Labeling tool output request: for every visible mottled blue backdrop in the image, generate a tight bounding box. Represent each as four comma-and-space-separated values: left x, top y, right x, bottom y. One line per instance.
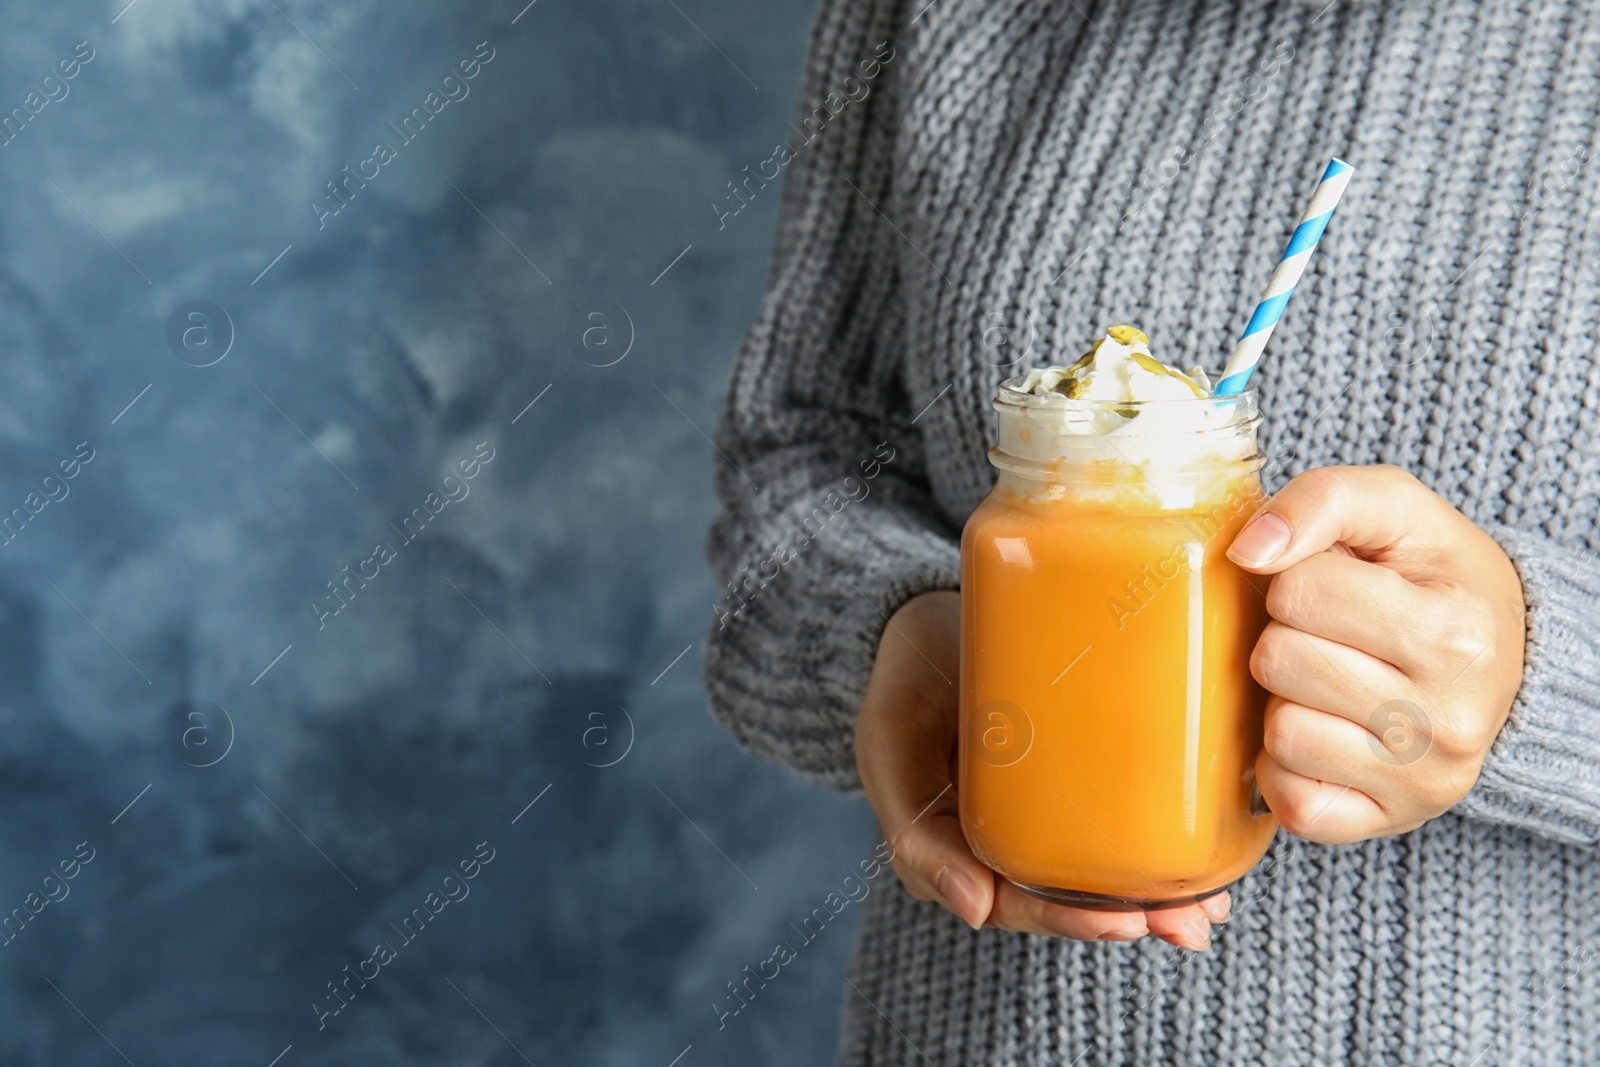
0, 1, 879, 1064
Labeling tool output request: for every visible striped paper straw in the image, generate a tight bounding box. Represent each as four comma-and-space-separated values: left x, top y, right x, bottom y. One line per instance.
1214, 158, 1354, 396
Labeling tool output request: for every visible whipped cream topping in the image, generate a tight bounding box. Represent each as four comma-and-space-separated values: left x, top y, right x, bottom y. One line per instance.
1016, 325, 1211, 404
996, 326, 1254, 507
1009, 325, 1225, 438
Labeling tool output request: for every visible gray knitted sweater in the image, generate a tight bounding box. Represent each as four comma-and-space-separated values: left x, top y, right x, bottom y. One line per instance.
703, 0, 1600, 1062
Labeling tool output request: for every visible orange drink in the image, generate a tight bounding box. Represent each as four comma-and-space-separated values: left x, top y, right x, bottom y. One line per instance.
959, 377, 1276, 908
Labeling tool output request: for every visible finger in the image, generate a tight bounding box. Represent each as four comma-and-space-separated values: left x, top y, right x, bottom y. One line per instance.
1261, 696, 1405, 803
985, 881, 1150, 941
1227, 465, 1459, 578
1251, 620, 1416, 725
1256, 749, 1386, 844
1263, 552, 1448, 673
1146, 903, 1218, 951
883, 806, 999, 931
1199, 890, 1232, 924
856, 660, 989, 927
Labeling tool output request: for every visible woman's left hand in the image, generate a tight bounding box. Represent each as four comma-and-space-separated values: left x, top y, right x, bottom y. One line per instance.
1226, 464, 1527, 845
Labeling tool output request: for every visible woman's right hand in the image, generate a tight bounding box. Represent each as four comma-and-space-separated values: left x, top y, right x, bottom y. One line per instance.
853, 589, 1227, 950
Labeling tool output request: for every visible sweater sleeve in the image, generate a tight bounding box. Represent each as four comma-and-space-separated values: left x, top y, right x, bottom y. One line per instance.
701, 0, 960, 793
1454, 525, 1600, 845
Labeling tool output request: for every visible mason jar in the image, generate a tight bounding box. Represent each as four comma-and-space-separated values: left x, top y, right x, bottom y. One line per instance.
958, 381, 1277, 909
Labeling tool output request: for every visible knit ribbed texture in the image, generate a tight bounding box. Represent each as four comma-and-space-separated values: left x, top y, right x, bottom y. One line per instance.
703, 0, 1600, 1062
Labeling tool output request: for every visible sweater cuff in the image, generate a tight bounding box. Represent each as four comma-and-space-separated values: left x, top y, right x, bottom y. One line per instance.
1455, 526, 1600, 845
810, 522, 962, 794
703, 499, 961, 794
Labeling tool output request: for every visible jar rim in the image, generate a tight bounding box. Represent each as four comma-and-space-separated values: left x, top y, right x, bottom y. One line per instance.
992, 382, 1259, 440
995, 376, 1259, 415
988, 376, 1262, 490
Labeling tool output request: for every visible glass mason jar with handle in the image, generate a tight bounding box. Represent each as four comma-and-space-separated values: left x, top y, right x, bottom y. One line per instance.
958, 380, 1276, 910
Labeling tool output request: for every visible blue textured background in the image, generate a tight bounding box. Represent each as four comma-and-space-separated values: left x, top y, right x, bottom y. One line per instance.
0, 1, 879, 1064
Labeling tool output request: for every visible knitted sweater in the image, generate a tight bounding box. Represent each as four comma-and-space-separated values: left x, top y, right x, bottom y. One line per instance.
703, 0, 1600, 1062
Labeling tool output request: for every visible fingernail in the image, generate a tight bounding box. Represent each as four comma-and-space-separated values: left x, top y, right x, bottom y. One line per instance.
1098, 929, 1146, 942
1201, 892, 1232, 923
937, 866, 984, 930
1176, 918, 1211, 951
1228, 512, 1291, 567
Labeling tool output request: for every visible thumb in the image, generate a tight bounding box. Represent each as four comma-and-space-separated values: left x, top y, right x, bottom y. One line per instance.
889, 807, 995, 930
1226, 465, 1449, 576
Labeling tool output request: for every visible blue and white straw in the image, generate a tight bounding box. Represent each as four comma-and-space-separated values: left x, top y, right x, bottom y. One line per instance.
1214, 158, 1354, 396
